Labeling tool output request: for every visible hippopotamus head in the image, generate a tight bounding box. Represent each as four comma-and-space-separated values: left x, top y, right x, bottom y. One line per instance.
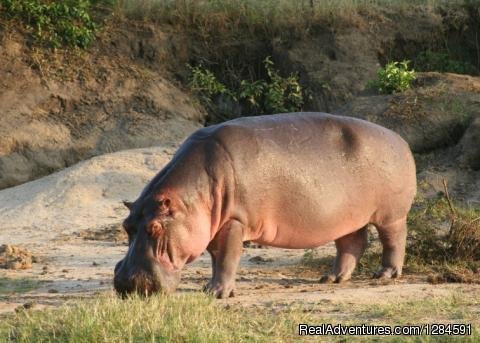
113, 189, 211, 296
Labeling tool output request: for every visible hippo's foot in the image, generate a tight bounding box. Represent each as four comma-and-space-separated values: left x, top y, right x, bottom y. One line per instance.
204, 220, 243, 299
375, 217, 407, 280
202, 280, 235, 299
319, 273, 351, 284
373, 267, 401, 279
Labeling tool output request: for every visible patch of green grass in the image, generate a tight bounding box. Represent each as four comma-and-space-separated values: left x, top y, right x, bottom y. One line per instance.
1, 292, 478, 342
353, 293, 476, 322
0, 277, 42, 296
342, 294, 480, 342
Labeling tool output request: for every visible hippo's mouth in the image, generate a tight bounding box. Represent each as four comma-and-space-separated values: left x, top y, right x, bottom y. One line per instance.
113, 257, 181, 296
114, 273, 160, 297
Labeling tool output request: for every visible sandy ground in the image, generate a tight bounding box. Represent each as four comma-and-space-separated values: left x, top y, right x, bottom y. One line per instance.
1, 147, 479, 318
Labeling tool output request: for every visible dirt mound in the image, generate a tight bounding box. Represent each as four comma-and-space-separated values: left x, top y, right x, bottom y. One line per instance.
0, 28, 205, 190
0, 245, 37, 270
0, 146, 176, 245
335, 73, 480, 155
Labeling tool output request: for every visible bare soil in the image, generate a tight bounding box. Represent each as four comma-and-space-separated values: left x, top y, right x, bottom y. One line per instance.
2, 232, 480, 318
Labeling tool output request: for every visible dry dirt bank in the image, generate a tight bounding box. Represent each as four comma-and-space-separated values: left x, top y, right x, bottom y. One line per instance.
0, 26, 205, 190
1, 3, 479, 189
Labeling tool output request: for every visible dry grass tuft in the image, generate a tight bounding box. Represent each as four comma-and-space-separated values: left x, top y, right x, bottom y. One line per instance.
448, 212, 480, 261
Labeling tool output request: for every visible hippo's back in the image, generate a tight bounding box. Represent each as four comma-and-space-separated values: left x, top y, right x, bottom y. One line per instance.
197, 113, 417, 248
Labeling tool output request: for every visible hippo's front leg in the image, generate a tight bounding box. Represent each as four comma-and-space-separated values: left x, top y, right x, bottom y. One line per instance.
203, 220, 244, 299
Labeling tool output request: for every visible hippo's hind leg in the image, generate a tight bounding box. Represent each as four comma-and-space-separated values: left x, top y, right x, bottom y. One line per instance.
202, 220, 244, 299
374, 217, 407, 279
320, 226, 368, 283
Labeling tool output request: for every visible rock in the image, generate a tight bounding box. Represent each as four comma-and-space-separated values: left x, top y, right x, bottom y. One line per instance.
249, 256, 274, 264
15, 302, 36, 312
0, 244, 35, 270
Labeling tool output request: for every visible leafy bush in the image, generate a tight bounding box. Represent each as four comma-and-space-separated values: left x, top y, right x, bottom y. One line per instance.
189, 65, 233, 100
369, 60, 417, 94
262, 57, 304, 113
415, 51, 477, 75
189, 57, 304, 115
0, 0, 97, 48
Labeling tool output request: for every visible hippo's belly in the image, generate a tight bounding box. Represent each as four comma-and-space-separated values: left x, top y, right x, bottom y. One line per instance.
253, 220, 367, 249
245, 179, 376, 249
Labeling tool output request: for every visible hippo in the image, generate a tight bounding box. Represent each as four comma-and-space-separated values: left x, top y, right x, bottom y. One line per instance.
114, 112, 416, 298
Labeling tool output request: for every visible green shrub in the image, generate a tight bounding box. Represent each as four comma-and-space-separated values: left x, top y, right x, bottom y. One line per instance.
0, 0, 97, 48
188, 65, 233, 100
415, 51, 477, 75
369, 60, 417, 94
262, 56, 304, 113
189, 57, 304, 115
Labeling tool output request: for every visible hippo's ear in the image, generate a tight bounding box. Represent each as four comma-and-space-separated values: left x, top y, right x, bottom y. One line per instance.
123, 201, 133, 211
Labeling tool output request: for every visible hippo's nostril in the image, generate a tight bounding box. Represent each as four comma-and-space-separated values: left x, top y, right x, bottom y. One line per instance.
113, 269, 136, 297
